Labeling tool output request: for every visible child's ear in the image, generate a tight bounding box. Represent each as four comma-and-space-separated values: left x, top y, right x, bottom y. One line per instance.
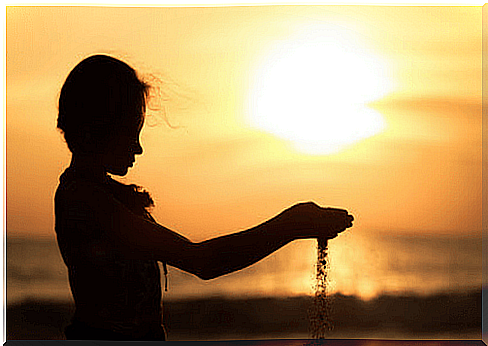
81, 127, 93, 146
79, 126, 100, 153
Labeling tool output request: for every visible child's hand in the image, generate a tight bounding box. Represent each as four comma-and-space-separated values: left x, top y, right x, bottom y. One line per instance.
276, 202, 354, 240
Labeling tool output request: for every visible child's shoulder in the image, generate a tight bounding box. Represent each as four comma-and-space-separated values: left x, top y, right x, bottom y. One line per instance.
56, 169, 111, 204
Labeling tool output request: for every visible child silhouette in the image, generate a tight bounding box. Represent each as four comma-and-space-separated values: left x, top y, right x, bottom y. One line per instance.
55, 54, 354, 341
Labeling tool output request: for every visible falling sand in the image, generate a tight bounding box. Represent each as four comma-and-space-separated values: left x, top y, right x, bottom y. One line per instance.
309, 238, 333, 339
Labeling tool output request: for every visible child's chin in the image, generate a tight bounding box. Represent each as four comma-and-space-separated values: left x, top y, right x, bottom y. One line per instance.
108, 166, 129, 177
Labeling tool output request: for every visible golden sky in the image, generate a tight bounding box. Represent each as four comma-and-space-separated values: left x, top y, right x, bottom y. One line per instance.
6, 6, 482, 298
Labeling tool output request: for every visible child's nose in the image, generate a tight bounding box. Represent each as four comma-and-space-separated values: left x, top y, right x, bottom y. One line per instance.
133, 142, 143, 155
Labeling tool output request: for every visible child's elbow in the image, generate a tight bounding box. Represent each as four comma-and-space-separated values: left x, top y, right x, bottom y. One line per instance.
182, 244, 228, 280
194, 268, 220, 281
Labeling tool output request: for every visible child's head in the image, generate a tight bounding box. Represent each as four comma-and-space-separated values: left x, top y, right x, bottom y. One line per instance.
58, 55, 149, 175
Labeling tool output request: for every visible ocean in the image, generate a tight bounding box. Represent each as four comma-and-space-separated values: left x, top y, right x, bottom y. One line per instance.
6, 235, 483, 341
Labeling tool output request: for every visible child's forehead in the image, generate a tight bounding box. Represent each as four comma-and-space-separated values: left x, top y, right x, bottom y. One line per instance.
118, 116, 144, 134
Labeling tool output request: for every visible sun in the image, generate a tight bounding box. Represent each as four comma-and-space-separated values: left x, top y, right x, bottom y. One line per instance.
247, 23, 393, 155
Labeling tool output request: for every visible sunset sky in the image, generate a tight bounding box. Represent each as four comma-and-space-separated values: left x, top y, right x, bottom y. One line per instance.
6, 6, 482, 300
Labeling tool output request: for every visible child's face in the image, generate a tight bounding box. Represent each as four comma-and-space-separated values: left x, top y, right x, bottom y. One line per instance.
102, 117, 144, 176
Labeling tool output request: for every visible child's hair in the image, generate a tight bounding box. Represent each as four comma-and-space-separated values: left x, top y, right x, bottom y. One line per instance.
58, 55, 149, 154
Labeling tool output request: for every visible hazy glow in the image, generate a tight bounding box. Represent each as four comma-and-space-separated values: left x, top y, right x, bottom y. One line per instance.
248, 24, 392, 155
6, 6, 482, 301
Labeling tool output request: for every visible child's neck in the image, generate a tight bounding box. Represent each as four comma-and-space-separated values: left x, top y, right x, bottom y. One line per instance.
69, 154, 108, 182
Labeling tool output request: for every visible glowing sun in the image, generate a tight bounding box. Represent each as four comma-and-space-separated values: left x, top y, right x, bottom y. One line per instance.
248, 24, 393, 155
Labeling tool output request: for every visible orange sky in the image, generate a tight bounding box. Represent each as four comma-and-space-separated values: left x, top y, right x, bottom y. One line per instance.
6, 6, 482, 298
